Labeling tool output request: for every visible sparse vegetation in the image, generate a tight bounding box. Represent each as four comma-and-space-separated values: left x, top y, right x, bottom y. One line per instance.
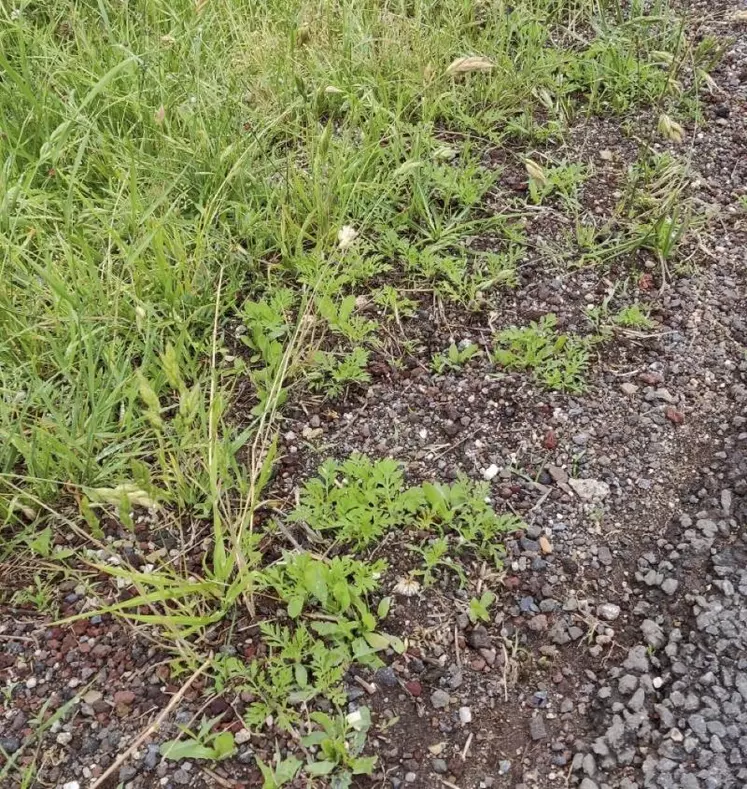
493, 314, 593, 393
0, 0, 721, 783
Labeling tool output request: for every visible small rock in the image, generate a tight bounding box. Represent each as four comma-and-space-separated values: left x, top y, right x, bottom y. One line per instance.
62, 784, 81, 789
375, 667, 399, 688
173, 768, 190, 785
660, 578, 679, 595
113, 690, 136, 706
628, 687, 646, 713
430, 689, 450, 709
530, 716, 548, 741
547, 465, 569, 484
482, 464, 499, 481
56, 731, 73, 746
621, 382, 638, 395
539, 536, 553, 555
466, 625, 491, 650
143, 743, 160, 770
405, 680, 422, 697
597, 603, 621, 621
459, 706, 472, 725
0, 736, 21, 755
641, 619, 665, 649
119, 765, 138, 782
82, 689, 103, 705
235, 728, 252, 745
528, 614, 548, 632
405, 772, 417, 783
623, 645, 650, 673
598, 546, 613, 566
569, 478, 610, 501
432, 759, 448, 774
664, 407, 684, 425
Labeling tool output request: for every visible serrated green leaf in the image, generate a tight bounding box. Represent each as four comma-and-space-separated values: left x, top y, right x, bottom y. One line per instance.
304, 562, 328, 606
363, 631, 390, 651
275, 754, 303, 783
306, 759, 337, 776
160, 739, 216, 761
294, 664, 308, 687
351, 755, 377, 775
287, 596, 304, 618
28, 526, 52, 557
212, 731, 236, 759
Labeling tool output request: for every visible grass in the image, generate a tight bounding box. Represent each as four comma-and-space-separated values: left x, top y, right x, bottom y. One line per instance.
0, 0, 719, 784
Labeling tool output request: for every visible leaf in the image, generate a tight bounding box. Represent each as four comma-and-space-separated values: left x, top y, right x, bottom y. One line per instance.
212, 731, 236, 760
160, 738, 216, 760
275, 754, 303, 784
287, 596, 304, 619
481, 590, 496, 608
159, 343, 182, 390
306, 760, 336, 776
294, 664, 308, 687
384, 632, 406, 653
363, 631, 390, 651
28, 526, 52, 557
301, 731, 328, 747
304, 562, 328, 606
351, 755, 377, 775
446, 56, 494, 75
393, 160, 423, 177
377, 597, 391, 619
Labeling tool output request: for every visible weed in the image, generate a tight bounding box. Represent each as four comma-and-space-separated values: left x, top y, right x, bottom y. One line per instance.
288, 455, 414, 549
468, 590, 497, 624
614, 303, 654, 329
525, 159, 587, 209
307, 348, 372, 398
160, 715, 236, 761
493, 314, 591, 393
372, 286, 418, 323
256, 750, 302, 789
431, 342, 481, 374
302, 707, 377, 786
410, 536, 466, 587
0, 0, 718, 781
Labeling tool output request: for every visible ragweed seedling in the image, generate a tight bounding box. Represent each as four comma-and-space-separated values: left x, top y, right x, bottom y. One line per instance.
468, 590, 496, 624
493, 314, 592, 393
431, 342, 481, 373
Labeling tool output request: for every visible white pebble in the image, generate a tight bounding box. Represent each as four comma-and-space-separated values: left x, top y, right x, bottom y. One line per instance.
482, 464, 499, 481
459, 706, 472, 724
62, 783, 80, 789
